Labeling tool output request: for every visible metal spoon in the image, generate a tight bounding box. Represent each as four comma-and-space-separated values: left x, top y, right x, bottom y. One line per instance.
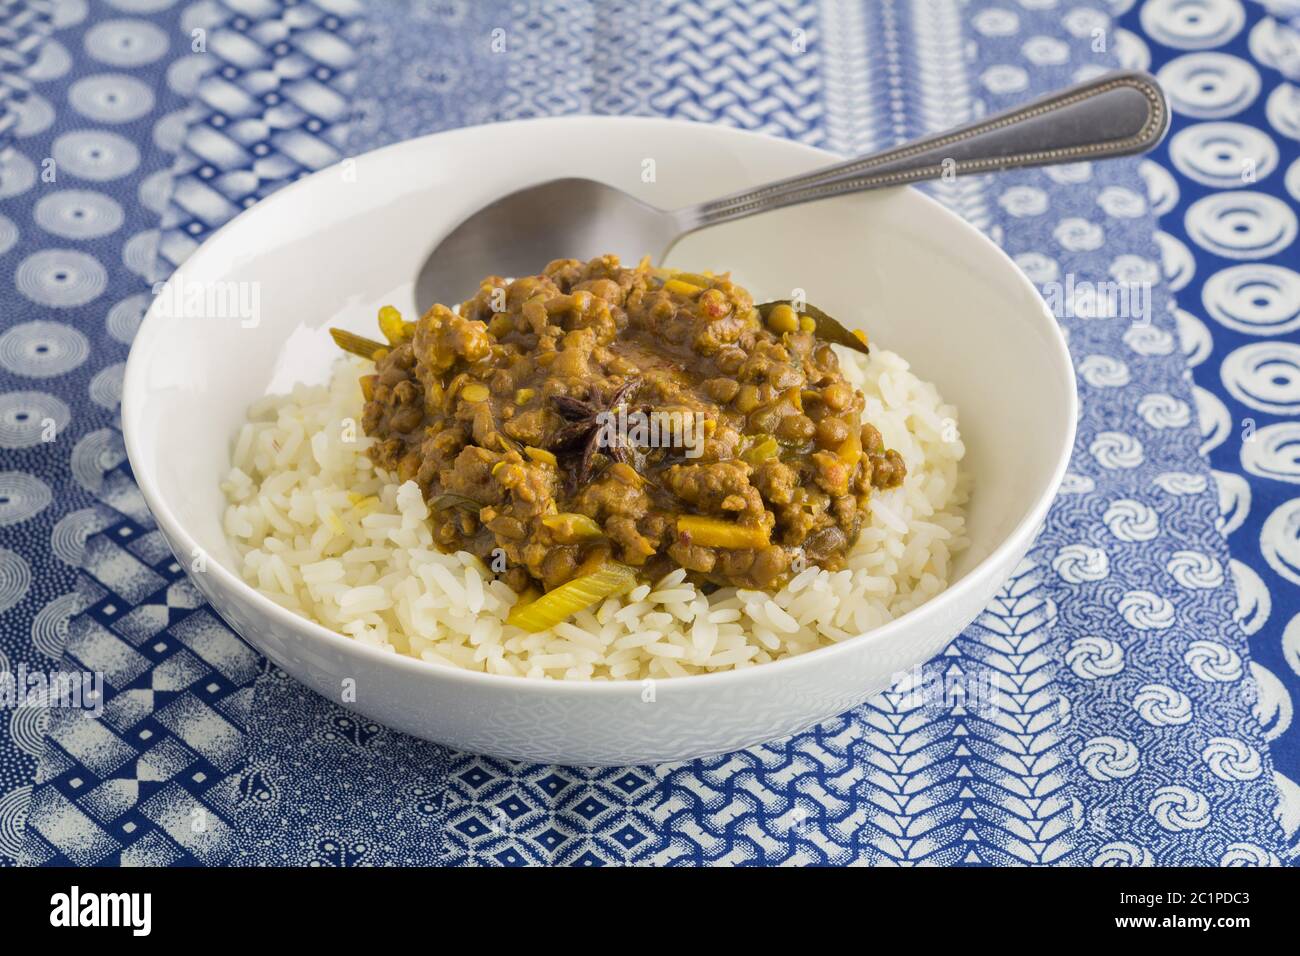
416, 70, 1168, 309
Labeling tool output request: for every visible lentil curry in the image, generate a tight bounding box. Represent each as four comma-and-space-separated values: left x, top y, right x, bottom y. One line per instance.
330, 255, 904, 629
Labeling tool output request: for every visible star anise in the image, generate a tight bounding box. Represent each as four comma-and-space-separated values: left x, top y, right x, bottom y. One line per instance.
549, 379, 640, 485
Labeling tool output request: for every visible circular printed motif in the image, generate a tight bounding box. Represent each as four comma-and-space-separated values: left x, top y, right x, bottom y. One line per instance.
1202, 264, 1300, 336
1261, 497, 1300, 586
166, 54, 211, 97
1154, 471, 1208, 495
1105, 498, 1161, 541
1184, 639, 1243, 682
0, 215, 18, 258
1168, 122, 1278, 187
89, 363, 126, 409
1022, 36, 1071, 67
1265, 83, 1300, 141
0, 549, 32, 614
1091, 431, 1145, 469
1133, 683, 1193, 724
1155, 230, 1195, 290
0, 152, 38, 199
1139, 158, 1180, 214
1080, 736, 1141, 780
1202, 737, 1262, 781
1174, 308, 1213, 366
971, 8, 1020, 36
1094, 843, 1155, 867
980, 64, 1030, 94
68, 73, 157, 123
52, 0, 89, 27
1184, 191, 1296, 259
33, 190, 125, 240
1149, 786, 1212, 832
152, 108, 190, 153
105, 0, 181, 11
1213, 468, 1251, 536
27, 38, 72, 81
0, 391, 71, 448
1054, 217, 1106, 251
1157, 52, 1261, 118
1096, 185, 1148, 218
14, 250, 108, 308
1220, 341, 1300, 414
1194, 384, 1232, 454
1120, 591, 1177, 630
51, 129, 141, 181
1079, 355, 1131, 388
1241, 422, 1300, 485
1014, 252, 1060, 284
1229, 559, 1270, 635
1124, 324, 1176, 356
1066, 635, 1125, 679
1248, 15, 1300, 74
122, 230, 160, 278
0, 472, 53, 527
0, 321, 91, 378
1113, 28, 1152, 71
1138, 392, 1192, 429
106, 293, 151, 345
1053, 544, 1111, 583
1139, 0, 1246, 50
13, 93, 55, 137
998, 185, 1049, 217
138, 169, 172, 214
83, 18, 170, 67
1166, 549, 1223, 588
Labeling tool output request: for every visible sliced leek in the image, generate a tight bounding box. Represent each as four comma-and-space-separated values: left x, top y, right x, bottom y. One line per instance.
663, 278, 704, 297
669, 271, 714, 288
741, 435, 779, 467
329, 327, 387, 361
506, 562, 637, 632
541, 512, 603, 541
676, 515, 770, 549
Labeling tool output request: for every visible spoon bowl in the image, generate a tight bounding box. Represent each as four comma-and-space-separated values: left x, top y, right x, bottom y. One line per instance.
416, 177, 680, 308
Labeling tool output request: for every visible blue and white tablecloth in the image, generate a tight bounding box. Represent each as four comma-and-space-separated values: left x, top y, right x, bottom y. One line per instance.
0, 0, 1296, 866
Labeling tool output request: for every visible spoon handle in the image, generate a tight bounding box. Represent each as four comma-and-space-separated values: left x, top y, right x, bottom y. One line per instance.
675, 70, 1169, 233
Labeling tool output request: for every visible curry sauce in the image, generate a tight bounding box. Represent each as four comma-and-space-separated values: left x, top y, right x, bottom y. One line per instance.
349, 255, 905, 595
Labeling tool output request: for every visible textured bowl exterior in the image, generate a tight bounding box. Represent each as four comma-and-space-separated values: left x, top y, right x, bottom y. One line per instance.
168, 518, 1030, 764
123, 117, 1076, 765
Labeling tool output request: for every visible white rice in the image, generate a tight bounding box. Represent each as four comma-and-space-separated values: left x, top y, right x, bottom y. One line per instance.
220, 347, 969, 680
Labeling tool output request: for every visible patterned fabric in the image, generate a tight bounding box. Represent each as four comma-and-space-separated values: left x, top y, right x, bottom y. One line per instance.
3, 0, 366, 866
0, 0, 206, 865
1112, 0, 1300, 855
0, 0, 1292, 865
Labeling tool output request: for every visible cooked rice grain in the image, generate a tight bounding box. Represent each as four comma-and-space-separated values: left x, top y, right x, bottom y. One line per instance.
221, 348, 969, 680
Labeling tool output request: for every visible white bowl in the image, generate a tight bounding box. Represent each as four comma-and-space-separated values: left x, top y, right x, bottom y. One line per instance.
122, 116, 1076, 765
